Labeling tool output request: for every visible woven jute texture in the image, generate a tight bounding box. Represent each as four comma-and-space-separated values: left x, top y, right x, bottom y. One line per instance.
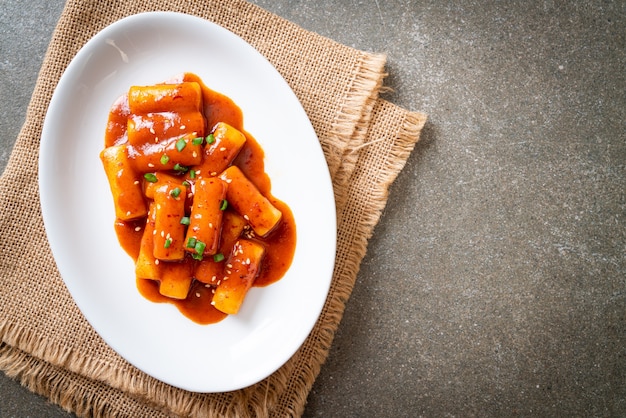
0, 0, 426, 416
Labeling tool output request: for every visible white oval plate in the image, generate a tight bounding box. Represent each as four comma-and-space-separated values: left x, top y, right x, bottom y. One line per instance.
39, 12, 336, 393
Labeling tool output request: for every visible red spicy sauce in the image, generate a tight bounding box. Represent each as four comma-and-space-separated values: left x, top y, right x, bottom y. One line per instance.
104, 73, 296, 324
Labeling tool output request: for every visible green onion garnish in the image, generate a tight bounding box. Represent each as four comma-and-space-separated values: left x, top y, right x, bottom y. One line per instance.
192, 136, 204, 145
180, 216, 190, 225
189, 169, 196, 179
220, 199, 228, 211
194, 240, 206, 255
143, 173, 157, 183
173, 163, 188, 173
164, 238, 172, 248
170, 187, 181, 198
186, 237, 197, 248
160, 154, 170, 164
176, 137, 187, 152
192, 252, 203, 261
213, 253, 224, 262
206, 133, 215, 144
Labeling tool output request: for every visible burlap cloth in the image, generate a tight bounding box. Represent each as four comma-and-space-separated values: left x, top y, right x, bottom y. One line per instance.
0, 0, 426, 416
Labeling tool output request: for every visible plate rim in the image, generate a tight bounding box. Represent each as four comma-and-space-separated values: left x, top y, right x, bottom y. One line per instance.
38, 11, 336, 392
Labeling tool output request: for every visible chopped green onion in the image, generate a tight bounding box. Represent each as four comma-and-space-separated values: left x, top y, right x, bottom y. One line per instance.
173, 163, 189, 173
192, 136, 204, 145
170, 187, 181, 198
182, 180, 191, 188
164, 238, 172, 248
206, 133, 215, 144
180, 216, 190, 225
186, 237, 197, 248
192, 252, 203, 261
160, 154, 170, 164
213, 253, 224, 262
143, 173, 158, 183
189, 169, 196, 179
194, 240, 206, 257
220, 199, 228, 211
176, 137, 187, 152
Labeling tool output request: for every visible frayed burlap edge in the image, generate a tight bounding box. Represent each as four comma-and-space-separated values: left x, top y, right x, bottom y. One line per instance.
0, 344, 175, 418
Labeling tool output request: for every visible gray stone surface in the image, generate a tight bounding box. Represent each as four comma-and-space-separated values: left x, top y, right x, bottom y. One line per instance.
1, 1, 624, 417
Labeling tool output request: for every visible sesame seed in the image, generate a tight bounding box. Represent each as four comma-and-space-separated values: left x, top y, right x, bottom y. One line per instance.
196, 170, 201, 175
211, 276, 216, 282
161, 231, 165, 237
226, 264, 233, 268
204, 284, 211, 288
134, 180, 139, 185
195, 292, 201, 297
210, 171, 217, 176
226, 179, 232, 183
246, 258, 250, 264
126, 211, 131, 216
152, 230, 156, 235
148, 163, 154, 168
134, 226, 141, 232
166, 232, 171, 239
192, 151, 198, 158
155, 259, 160, 265
209, 223, 213, 228
226, 270, 231, 275
149, 127, 155, 134
211, 289, 215, 294
210, 301, 215, 306
180, 125, 186, 130
219, 147, 226, 151
217, 280, 221, 285
194, 214, 202, 219
243, 215, 249, 220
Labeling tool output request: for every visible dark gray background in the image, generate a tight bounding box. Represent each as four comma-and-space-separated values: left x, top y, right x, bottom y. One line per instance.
1, 1, 624, 417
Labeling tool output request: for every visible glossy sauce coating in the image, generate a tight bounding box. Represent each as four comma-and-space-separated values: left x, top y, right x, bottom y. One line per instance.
105, 73, 296, 324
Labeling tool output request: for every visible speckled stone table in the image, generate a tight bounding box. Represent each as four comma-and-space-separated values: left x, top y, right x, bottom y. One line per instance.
1, 1, 624, 417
